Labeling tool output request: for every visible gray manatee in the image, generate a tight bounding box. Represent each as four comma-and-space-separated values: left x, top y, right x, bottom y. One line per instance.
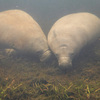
0, 9, 51, 61
48, 12, 100, 68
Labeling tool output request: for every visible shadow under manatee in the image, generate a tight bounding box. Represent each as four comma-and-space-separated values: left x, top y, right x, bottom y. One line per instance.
1, 38, 99, 75
6, 50, 41, 63
72, 38, 100, 69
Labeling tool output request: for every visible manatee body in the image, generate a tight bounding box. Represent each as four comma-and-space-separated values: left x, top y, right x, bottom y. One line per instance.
48, 12, 100, 68
0, 10, 51, 61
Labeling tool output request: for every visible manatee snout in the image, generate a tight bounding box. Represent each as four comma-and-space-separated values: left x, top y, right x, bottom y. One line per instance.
58, 57, 72, 68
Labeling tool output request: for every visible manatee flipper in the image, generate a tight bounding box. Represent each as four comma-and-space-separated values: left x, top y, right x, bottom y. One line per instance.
4, 48, 16, 56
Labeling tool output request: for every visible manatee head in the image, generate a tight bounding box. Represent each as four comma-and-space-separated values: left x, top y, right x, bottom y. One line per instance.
58, 56, 72, 68
55, 44, 74, 68
39, 49, 51, 62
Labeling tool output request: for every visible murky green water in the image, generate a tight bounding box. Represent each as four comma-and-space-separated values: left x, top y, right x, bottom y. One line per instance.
0, 0, 100, 34
0, 0, 100, 100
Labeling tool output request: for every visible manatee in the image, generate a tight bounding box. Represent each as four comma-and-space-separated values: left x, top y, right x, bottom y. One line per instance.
0, 9, 51, 61
48, 12, 100, 68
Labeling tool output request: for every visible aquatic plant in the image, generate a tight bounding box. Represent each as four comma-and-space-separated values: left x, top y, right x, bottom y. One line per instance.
0, 39, 100, 100
0, 79, 23, 100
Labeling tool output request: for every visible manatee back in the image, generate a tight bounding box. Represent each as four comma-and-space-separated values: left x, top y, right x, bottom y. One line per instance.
0, 10, 51, 61
0, 9, 46, 46
48, 12, 100, 55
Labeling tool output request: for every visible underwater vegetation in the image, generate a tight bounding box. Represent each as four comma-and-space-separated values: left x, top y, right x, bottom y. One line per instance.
0, 39, 100, 100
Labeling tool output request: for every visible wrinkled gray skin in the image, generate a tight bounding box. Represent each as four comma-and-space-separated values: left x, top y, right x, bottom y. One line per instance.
48, 12, 100, 68
0, 10, 51, 61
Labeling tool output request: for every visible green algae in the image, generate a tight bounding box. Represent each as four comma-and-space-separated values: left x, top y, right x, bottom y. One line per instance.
0, 40, 100, 100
